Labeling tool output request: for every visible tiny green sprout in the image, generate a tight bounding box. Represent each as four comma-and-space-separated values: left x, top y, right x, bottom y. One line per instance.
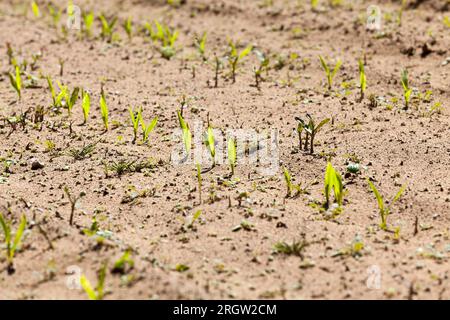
444, 16, 450, 28
80, 262, 107, 300
81, 90, 90, 125
64, 186, 86, 226
112, 250, 134, 274
0, 213, 27, 274
367, 179, 406, 231
123, 17, 133, 40
254, 49, 270, 90
83, 12, 95, 37
195, 32, 207, 61
187, 210, 202, 229
8, 65, 22, 100
177, 110, 192, 156
140, 115, 158, 143
67, 87, 80, 116
100, 90, 109, 131
401, 69, 412, 109
99, 14, 117, 42
295, 115, 330, 154
324, 162, 344, 210
311, 0, 319, 11
147, 21, 179, 59
228, 40, 253, 83
205, 124, 216, 167
283, 167, 294, 197
228, 137, 237, 176
319, 55, 342, 90
31, 1, 40, 18
196, 163, 202, 204
48, 4, 62, 28
358, 59, 367, 101
129, 107, 142, 144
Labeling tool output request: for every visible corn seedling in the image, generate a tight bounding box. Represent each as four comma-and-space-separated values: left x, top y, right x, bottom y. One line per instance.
112, 250, 134, 274
401, 69, 412, 109
0, 213, 27, 273
63, 186, 86, 225
228, 40, 253, 83
295, 115, 330, 154
100, 90, 109, 131
177, 110, 192, 156
146, 21, 179, 59
81, 90, 90, 124
48, 4, 62, 28
319, 55, 342, 90
367, 179, 405, 231
204, 123, 216, 167
283, 167, 308, 198
140, 115, 158, 143
80, 262, 107, 300
31, 1, 40, 18
228, 137, 237, 176
195, 32, 207, 61
9, 66, 22, 100
129, 107, 142, 144
124, 17, 133, 40
67, 87, 79, 116
83, 12, 95, 37
99, 14, 117, 42
254, 49, 270, 90
444, 16, 450, 28
196, 163, 202, 204
324, 162, 343, 210
311, 0, 319, 11
358, 59, 366, 101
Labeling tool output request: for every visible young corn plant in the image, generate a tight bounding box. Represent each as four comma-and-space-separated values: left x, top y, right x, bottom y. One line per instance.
129, 107, 142, 144
401, 69, 412, 109
177, 110, 192, 157
228, 137, 237, 176
254, 50, 270, 90
358, 59, 367, 101
146, 21, 179, 59
83, 12, 95, 38
9, 66, 22, 100
0, 213, 27, 274
81, 90, 91, 125
48, 4, 62, 29
67, 87, 80, 116
205, 123, 216, 167
367, 179, 405, 231
283, 167, 308, 198
228, 40, 253, 83
140, 115, 158, 143
195, 32, 207, 61
80, 263, 107, 300
324, 162, 344, 211
100, 90, 109, 131
99, 14, 117, 42
123, 17, 133, 40
319, 55, 342, 90
31, 1, 40, 18
295, 115, 330, 154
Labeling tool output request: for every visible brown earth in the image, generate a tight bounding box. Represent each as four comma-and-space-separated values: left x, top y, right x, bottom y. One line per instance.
0, 0, 449, 300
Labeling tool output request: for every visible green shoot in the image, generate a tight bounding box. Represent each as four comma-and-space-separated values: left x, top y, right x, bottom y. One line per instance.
83, 12, 95, 37
48, 4, 62, 28
31, 1, 40, 18
0, 213, 27, 274
367, 179, 406, 231
99, 14, 117, 42
319, 55, 342, 90
228, 40, 253, 83
228, 137, 237, 176
283, 167, 308, 198
112, 250, 134, 274
196, 163, 202, 204
358, 59, 367, 100
80, 262, 107, 300
205, 124, 216, 167
254, 50, 270, 90
401, 69, 412, 109
8, 66, 22, 100
67, 87, 80, 116
123, 17, 133, 40
311, 0, 319, 11
140, 115, 158, 143
195, 32, 207, 60
100, 90, 109, 131
324, 162, 344, 210
295, 115, 330, 154
47, 76, 56, 106
444, 16, 450, 28
146, 21, 179, 59
177, 110, 192, 156
129, 107, 142, 144
81, 90, 91, 125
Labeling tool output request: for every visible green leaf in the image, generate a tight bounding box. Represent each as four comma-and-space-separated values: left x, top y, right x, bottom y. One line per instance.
177, 111, 191, 154
11, 214, 26, 258
206, 126, 215, 160
0, 213, 11, 246
239, 45, 253, 60
319, 55, 329, 74
100, 91, 109, 130
391, 184, 406, 205
82, 91, 91, 123
367, 179, 384, 212
80, 275, 97, 300
31, 1, 40, 18
315, 118, 330, 133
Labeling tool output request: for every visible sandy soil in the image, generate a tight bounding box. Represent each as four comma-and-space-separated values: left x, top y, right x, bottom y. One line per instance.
0, 0, 449, 300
